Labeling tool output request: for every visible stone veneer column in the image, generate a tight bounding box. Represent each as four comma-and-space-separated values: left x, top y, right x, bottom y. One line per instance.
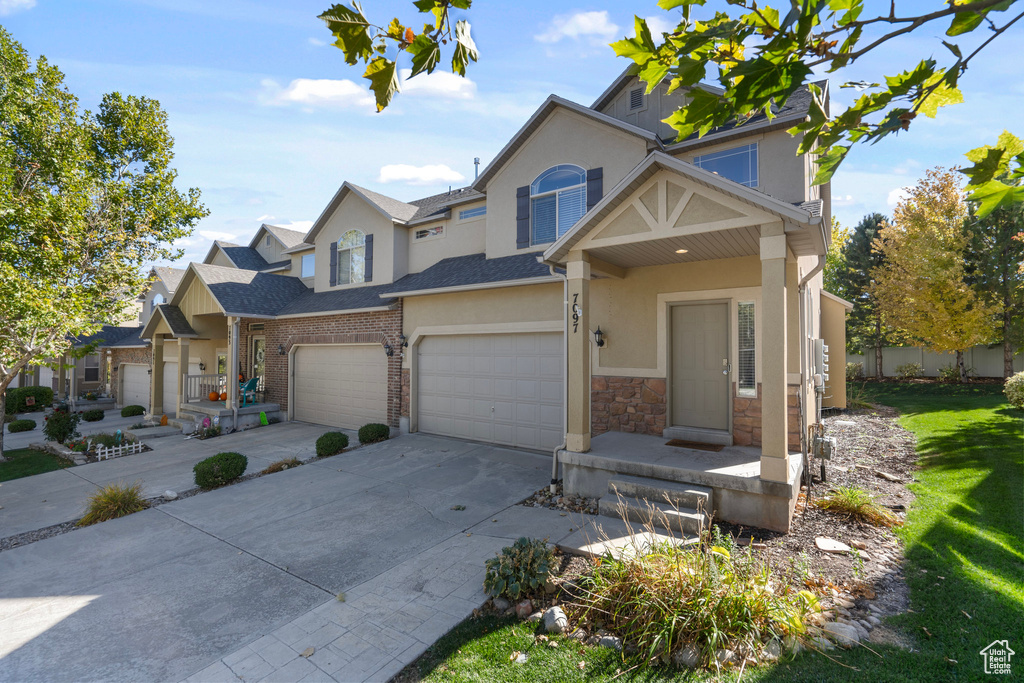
566, 252, 591, 453
760, 222, 789, 483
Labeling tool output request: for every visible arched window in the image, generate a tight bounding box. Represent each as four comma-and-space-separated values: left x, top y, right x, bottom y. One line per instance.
151, 293, 165, 313
531, 164, 587, 245
337, 229, 366, 285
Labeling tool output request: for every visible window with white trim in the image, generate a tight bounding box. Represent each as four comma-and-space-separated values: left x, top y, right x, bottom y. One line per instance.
337, 230, 365, 285
737, 302, 756, 396
458, 206, 486, 220
151, 293, 164, 313
414, 225, 444, 240
301, 253, 314, 278
84, 354, 100, 383
694, 143, 758, 188
531, 164, 587, 246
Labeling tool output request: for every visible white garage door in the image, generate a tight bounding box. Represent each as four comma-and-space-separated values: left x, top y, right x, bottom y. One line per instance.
292, 345, 388, 429
417, 333, 563, 451
120, 364, 150, 411
162, 361, 201, 414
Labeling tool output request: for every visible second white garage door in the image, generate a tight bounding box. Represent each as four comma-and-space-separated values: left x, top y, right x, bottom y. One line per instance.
417, 333, 563, 451
292, 345, 388, 429
120, 364, 150, 411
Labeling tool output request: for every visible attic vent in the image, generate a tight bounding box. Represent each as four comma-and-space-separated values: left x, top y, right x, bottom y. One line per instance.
629, 87, 645, 111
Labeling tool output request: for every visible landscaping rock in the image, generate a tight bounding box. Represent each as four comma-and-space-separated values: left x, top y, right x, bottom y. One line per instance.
715, 649, 738, 666
764, 640, 782, 662
809, 635, 835, 651
823, 621, 862, 648
492, 597, 510, 611
673, 644, 701, 669
568, 628, 587, 641
542, 606, 568, 634
515, 600, 533, 619
162, 490, 178, 501
598, 635, 622, 651
816, 537, 852, 554
867, 615, 881, 627
850, 539, 869, 550
527, 611, 543, 623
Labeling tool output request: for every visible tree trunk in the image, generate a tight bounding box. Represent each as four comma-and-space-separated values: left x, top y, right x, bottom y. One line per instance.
0, 387, 7, 462
873, 316, 884, 378
1004, 298, 1014, 379
956, 350, 968, 383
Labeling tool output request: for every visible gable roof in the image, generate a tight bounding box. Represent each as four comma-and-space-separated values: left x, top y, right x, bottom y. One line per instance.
276, 282, 399, 317
140, 304, 198, 339
471, 95, 662, 191
304, 181, 419, 243
184, 263, 311, 317
73, 325, 145, 349
407, 187, 485, 224
384, 252, 556, 298
249, 223, 308, 251
152, 266, 186, 293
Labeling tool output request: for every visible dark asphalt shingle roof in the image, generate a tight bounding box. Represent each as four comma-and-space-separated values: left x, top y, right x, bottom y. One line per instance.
796, 199, 823, 218
388, 252, 553, 294
216, 243, 271, 271
73, 325, 144, 348
407, 187, 485, 222
263, 259, 291, 271
277, 282, 399, 316
192, 263, 311, 317
152, 266, 186, 293
156, 305, 197, 337
108, 326, 149, 347
262, 224, 307, 250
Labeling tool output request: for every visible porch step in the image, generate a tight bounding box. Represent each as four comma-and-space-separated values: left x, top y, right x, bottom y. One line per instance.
606, 475, 712, 512
168, 415, 196, 432
598, 494, 708, 536
662, 426, 733, 446
126, 426, 182, 441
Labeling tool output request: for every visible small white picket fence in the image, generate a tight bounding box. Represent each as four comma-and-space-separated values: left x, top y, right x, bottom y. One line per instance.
94, 441, 147, 461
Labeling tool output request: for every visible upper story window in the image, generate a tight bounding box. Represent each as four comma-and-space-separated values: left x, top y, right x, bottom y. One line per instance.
415, 225, 444, 240
458, 206, 486, 220
301, 253, 314, 278
151, 293, 165, 313
337, 230, 365, 285
693, 143, 758, 188
266, 235, 271, 246
531, 164, 587, 246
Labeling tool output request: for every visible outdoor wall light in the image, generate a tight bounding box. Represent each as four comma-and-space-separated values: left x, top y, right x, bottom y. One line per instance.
199, 362, 206, 371
675, 248, 689, 254
383, 342, 394, 357
594, 326, 606, 348
278, 344, 286, 355
399, 333, 409, 348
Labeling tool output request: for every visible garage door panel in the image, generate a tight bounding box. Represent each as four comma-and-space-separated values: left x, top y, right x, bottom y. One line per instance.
418, 333, 563, 451
121, 365, 150, 410
293, 345, 387, 430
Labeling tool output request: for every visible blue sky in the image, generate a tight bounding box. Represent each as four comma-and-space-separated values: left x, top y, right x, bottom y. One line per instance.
3, 0, 1022, 266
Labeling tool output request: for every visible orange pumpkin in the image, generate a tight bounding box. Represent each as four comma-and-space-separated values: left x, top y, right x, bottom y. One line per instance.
208, 391, 219, 402
219, 391, 228, 401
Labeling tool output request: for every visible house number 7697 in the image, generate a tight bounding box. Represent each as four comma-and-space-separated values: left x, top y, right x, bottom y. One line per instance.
571, 293, 581, 333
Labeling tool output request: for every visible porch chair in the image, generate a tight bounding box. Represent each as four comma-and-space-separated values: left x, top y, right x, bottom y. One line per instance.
239, 377, 259, 407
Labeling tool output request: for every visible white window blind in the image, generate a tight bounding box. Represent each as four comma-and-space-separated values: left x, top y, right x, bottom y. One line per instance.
531, 194, 557, 244
738, 302, 756, 396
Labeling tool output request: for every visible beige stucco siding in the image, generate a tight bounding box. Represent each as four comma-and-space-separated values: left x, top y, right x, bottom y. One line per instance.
597, 76, 689, 141
313, 192, 396, 291
821, 291, 848, 409
289, 247, 315, 288
406, 216, 486, 274
485, 107, 648, 259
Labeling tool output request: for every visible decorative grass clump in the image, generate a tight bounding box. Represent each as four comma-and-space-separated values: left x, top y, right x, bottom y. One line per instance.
569, 527, 822, 668
816, 485, 902, 528
193, 452, 247, 489
77, 482, 148, 526
121, 405, 146, 418
7, 418, 36, 433
262, 457, 302, 474
484, 537, 556, 601
82, 408, 104, 422
316, 431, 349, 457
358, 423, 389, 444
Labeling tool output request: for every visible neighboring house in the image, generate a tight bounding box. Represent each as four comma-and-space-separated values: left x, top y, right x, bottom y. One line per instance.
138, 69, 849, 532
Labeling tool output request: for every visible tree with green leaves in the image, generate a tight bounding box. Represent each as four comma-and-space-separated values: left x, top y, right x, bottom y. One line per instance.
823, 217, 849, 299
841, 213, 901, 377
320, 0, 1023, 217
964, 185, 1024, 377
872, 169, 995, 382
0, 27, 207, 458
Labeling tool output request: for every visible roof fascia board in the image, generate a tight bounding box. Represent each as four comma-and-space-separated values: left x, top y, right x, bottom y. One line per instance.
383, 275, 561, 299
282, 244, 314, 255
305, 182, 404, 244
821, 289, 854, 309
246, 225, 270, 250
275, 305, 395, 320
223, 312, 276, 319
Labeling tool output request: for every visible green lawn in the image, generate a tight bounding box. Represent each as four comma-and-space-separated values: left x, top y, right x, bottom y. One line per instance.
0, 447, 75, 482
401, 382, 1023, 682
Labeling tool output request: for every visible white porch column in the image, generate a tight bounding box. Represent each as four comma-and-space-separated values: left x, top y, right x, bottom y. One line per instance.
176, 337, 190, 419
151, 334, 165, 415
69, 357, 78, 406
227, 316, 239, 410
760, 222, 789, 482
566, 252, 591, 453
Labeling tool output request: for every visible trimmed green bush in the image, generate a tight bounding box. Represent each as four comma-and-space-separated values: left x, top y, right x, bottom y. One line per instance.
484, 537, 556, 601
1005, 371, 1024, 409
193, 452, 247, 489
82, 408, 105, 422
8, 419, 36, 433
121, 405, 146, 417
358, 423, 390, 444
43, 408, 81, 443
894, 362, 923, 379
4, 385, 53, 413
316, 431, 349, 457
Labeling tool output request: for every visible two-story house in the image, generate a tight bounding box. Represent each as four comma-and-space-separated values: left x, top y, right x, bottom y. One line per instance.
139, 69, 851, 531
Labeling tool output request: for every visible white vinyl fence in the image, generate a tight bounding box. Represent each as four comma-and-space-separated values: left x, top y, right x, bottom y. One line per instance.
847, 345, 1022, 378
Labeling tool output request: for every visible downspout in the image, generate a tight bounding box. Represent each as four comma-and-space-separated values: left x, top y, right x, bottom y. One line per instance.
548, 262, 568, 495
229, 316, 239, 431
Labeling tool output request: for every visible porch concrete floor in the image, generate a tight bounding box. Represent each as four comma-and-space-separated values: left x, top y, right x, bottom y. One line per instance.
182, 400, 280, 417
586, 431, 762, 479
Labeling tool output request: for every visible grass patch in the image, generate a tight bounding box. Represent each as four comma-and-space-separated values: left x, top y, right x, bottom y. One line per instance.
0, 448, 74, 482
815, 485, 902, 528
262, 457, 302, 474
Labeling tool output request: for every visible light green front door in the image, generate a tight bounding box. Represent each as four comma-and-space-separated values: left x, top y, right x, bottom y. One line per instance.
671, 303, 730, 431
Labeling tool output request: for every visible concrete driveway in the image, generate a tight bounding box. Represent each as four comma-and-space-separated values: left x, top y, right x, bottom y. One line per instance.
0, 427, 571, 682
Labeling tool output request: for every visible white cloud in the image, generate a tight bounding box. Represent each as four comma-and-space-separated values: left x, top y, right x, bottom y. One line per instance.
0, 0, 35, 16
260, 78, 375, 110
199, 230, 239, 242
377, 164, 466, 186
399, 69, 477, 100
535, 11, 619, 44
274, 220, 313, 233
887, 187, 911, 206
255, 214, 275, 222
644, 15, 675, 37
307, 37, 326, 47
833, 194, 856, 206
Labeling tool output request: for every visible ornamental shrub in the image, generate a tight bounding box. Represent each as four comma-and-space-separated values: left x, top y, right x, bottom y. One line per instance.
262, 457, 302, 474
316, 431, 349, 457
8, 419, 36, 433
43, 407, 81, 443
193, 452, 247, 489
894, 362, 923, 379
845, 362, 864, 381
82, 408, 105, 422
17, 386, 53, 412
358, 423, 389, 444
484, 537, 556, 601
1005, 371, 1024, 409
121, 405, 146, 417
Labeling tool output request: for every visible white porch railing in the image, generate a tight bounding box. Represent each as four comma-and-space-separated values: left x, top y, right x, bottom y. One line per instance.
185, 373, 227, 402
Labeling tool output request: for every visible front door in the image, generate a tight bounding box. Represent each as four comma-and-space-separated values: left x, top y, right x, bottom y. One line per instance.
671, 303, 730, 430
250, 336, 266, 391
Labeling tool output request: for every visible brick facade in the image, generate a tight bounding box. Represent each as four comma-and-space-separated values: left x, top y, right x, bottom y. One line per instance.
732, 383, 802, 450
591, 376, 667, 436
108, 346, 152, 403
238, 303, 404, 427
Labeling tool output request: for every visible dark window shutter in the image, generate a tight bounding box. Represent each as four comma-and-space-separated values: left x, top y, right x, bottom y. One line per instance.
516, 185, 530, 249
586, 167, 603, 211
329, 242, 338, 286
364, 234, 373, 282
